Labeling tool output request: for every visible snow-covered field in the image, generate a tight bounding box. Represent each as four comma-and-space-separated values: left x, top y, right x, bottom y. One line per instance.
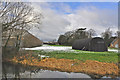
24, 45, 118, 53
108, 49, 119, 53
24, 45, 72, 51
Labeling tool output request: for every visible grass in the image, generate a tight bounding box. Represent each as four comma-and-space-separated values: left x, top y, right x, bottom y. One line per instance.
33, 49, 119, 63
4, 44, 119, 64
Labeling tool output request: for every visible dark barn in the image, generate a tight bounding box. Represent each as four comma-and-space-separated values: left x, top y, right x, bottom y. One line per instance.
72, 37, 108, 52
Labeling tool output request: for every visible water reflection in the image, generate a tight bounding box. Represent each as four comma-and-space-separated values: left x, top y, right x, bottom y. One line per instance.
2, 62, 91, 79
2, 62, 119, 79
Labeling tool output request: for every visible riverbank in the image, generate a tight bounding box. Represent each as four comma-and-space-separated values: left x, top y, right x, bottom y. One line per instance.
2, 44, 120, 79
6, 51, 118, 78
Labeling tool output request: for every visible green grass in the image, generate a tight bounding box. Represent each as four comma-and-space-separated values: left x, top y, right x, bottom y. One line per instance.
33, 50, 119, 63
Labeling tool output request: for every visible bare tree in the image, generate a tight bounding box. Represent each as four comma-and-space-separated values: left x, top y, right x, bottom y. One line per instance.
58, 28, 89, 46
87, 29, 96, 38
0, 2, 43, 50
115, 31, 120, 38
101, 28, 112, 46
101, 28, 112, 39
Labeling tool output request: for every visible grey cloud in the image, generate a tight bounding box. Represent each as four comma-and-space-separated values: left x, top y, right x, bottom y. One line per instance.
65, 6, 117, 34
30, 3, 70, 41
29, 3, 117, 41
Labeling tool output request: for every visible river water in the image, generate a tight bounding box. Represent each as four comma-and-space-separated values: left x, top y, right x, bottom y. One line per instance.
2, 62, 120, 79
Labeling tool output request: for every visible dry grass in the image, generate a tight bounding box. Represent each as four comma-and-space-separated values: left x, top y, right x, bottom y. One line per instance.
11, 53, 119, 78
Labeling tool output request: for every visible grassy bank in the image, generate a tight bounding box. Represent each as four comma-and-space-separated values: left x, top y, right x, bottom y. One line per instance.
3, 49, 119, 78
12, 56, 119, 78
34, 50, 119, 63
3, 47, 119, 63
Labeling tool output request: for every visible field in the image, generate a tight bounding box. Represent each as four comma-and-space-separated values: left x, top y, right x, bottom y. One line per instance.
24, 45, 119, 63
8, 45, 119, 78
34, 50, 119, 63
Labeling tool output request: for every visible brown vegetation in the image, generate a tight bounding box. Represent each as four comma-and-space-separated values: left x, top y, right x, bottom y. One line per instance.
11, 53, 119, 78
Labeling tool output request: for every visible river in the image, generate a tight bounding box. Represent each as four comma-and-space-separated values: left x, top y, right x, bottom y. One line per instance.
2, 62, 119, 79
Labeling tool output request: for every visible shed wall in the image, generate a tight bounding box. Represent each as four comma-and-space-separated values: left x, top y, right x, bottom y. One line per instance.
72, 37, 108, 52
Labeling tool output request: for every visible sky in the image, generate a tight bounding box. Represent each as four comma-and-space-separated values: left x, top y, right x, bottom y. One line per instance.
29, 2, 118, 41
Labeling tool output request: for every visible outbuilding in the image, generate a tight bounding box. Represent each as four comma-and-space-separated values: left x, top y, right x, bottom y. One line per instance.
2, 29, 43, 48
110, 38, 120, 48
72, 37, 108, 52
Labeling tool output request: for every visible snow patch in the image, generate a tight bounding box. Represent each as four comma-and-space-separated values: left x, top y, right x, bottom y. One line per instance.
108, 49, 118, 53
24, 45, 118, 53
24, 45, 72, 51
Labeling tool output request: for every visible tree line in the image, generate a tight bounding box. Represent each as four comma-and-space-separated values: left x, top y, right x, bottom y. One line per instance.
58, 27, 118, 46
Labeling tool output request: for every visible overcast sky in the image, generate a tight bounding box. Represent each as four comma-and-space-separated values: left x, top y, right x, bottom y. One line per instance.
29, 2, 118, 41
